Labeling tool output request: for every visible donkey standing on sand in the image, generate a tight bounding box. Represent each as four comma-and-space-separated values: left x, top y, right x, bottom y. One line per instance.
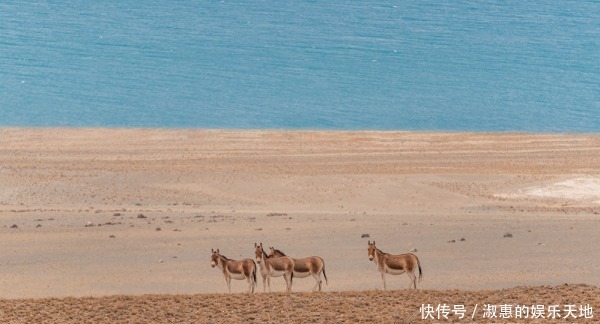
269, 247, 328, 292
210, 248, 257, 293
254, 243, 295, 292
367, 241, 423, 290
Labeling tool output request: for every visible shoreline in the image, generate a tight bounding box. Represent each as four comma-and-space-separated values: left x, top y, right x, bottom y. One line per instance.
3, 125, 600, 135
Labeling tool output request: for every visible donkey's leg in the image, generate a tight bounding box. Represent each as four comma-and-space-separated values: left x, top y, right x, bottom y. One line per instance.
317, 270, 323, 291
261, 274, 267, 292
247, 276, 252, 294
267, 275, 272, 293
311, 273, 322, 292
249, 273, 257, 294
381, 272, 387, 290
226, 276, 232, 293
285, 272, 293, 292
407, 271, 417, 289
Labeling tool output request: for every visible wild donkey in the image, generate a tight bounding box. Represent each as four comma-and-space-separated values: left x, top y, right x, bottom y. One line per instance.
210, 248, 257, 293
254, 243, 295, 292
269, 247, 328, 291
367, 241, 423, 290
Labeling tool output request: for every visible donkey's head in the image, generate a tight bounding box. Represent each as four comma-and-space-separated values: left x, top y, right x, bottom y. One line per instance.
254, 243, 265, 263
367, 241, 377, 261
210, 248, 220, 268
269, 247, 286, 257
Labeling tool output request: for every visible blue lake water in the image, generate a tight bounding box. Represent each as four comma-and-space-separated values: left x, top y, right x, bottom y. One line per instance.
1, 1, 598, 131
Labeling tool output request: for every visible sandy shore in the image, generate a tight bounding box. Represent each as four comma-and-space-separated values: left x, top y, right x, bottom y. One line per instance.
1, 128, 599, 302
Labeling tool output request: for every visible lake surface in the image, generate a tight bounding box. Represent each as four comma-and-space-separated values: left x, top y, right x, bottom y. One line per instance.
1, 1, 598, 131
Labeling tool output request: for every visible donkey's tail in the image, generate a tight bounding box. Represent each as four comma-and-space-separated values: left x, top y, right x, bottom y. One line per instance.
322, 261, 328, 285
252, 261, 258, 286
416, 255, 423, 282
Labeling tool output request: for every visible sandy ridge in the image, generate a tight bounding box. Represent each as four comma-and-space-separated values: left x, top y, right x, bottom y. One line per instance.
0, 285, 598, 323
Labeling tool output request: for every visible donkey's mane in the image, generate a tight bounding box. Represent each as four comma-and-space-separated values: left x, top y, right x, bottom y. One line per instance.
272, 248, 287, 256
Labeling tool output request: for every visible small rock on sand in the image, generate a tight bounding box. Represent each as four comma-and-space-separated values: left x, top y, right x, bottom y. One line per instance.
503, 232, 513, 238
361, 233, 370, 238
10, 224, 18, 229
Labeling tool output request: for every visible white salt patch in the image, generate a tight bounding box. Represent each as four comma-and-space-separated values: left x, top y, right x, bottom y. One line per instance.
523, 178, 600, 200
496, 177, 600, 201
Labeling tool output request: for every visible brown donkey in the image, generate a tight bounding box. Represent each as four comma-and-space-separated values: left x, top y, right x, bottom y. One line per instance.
367, 241, 423, 290
254, 243, 295, 292
269, 247, 328, 292
211, 248, 257, 293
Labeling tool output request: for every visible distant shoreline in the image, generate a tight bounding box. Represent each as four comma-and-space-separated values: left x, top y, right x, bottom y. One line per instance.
1, 126, 598, 135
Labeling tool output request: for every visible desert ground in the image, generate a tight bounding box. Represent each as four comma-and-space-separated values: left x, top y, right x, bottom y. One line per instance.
0, 128, 599, 322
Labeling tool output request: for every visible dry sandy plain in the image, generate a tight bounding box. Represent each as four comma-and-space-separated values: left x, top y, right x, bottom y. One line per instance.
0, 128, 599, 322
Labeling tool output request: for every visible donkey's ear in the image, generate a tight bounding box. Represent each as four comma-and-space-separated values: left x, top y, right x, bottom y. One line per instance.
373, 241, 376, 245
260, 242, 263, 248
368, 240, 371, 245
217, 249, 220, 253
254, 243, 257, 247
211, 248, 214, 253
